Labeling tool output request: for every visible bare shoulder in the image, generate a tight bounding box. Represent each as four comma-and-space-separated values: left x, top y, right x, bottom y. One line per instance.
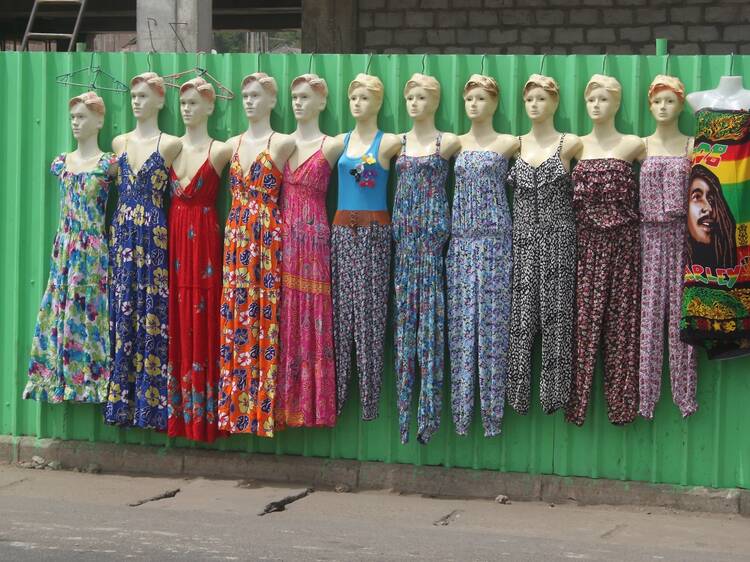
380, 133, 402, 158
112, 134, 127, 153
687, 135, 695, 153
209, 139, 231, 171
439, 132, 461, 158
561, 133, 582, 159
322, 134, 345, 163
496, 133, 520, 155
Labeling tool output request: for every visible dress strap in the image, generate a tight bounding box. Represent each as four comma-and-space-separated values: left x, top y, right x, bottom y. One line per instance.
234, 132, 244, 157
207, 139, 214, 159
401, 133, 407, 155
517, 135, 522, 156
266, 131, 275, 151
343, 131, 352, 151
435, 132, 443, 154
684, 136, 691, 157
557, 133, 566, 154
124, 134, 129, 154
319, 135, 327, 150
156, 132, 163, 152
644, 136, 649, 157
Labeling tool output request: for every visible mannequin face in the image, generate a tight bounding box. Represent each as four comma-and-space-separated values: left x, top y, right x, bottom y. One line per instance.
464, 87, 497, 121
405, 86, 439, 119
524, 86, 559, 121
688, 177, 716, 245
131, 81, 164, 121
585, 86, 620, 122
292, 81, 326, 122
180, 88, 214, 127
70, 102, 103, 140
242, 81, 276, 121
349, 86, 380, 120
649, 89, 683, 124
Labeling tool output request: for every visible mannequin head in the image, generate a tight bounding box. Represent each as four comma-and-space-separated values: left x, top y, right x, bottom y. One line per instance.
523, 74, 560, 122
584, 74, 622, 123
347, 73, 384, 120
179, 77, 215, 127
68, 91, 105, 140
240, 72, 278, 121
130, 72, 165, 121
648, 75, 686, 124
291, 73, 328, 123
404, 73, 440, 120
463, 74, 499, 122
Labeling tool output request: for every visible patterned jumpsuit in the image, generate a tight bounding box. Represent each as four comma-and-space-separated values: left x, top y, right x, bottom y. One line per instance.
446, 150, 511, 437
638, 143, 698, 419
393, 133, 450, 444
565, 158, 641, 427
506, 135, 576, 415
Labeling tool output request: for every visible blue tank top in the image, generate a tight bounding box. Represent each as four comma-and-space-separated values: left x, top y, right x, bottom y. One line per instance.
336, 130, 389, 211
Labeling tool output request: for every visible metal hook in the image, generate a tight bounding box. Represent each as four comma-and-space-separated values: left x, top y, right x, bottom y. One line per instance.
146, 51, 153, 72
480, 54, 486, 75
365, 52, 373, 74
664, 53, 671, 75
730, 52, 735, 76
308, 51, 315, 74
601, 53, 608, 75
539, 53, 547, 75
257, 51, 262, 72
421, 53, 427, 74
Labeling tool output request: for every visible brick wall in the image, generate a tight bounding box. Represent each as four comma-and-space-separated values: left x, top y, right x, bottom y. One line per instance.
358, 0, 750, 55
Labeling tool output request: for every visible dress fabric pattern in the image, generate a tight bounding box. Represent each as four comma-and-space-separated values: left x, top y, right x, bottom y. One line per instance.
446, 150, 511, 437
506, 136, 576, 416
638, 152, 698, 419
106, 137, 170, 429
25, 153, 117, 403
277, 143, 336, 429
167, 151, 223, 442
565, 158, 641, 427
393, 134, 450, 444
218, 134, 283, 437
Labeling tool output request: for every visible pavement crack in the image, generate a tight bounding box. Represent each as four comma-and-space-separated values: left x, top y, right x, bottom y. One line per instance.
599, 523, 626, 539
128, 488, 181, 507
433, 509, 463, 526
258, 487, 314, 516
0, 478, 28, 490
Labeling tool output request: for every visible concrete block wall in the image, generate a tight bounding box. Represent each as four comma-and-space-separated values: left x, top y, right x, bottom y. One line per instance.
358, 0, 750, 55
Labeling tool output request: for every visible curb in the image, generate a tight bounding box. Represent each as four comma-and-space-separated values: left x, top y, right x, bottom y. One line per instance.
2, 435, 747, 516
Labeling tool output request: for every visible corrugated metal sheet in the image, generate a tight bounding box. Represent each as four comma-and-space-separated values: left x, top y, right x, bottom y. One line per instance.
1, 51, 749, 489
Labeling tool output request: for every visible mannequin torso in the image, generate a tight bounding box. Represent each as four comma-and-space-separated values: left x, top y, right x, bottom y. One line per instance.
113, 129, 182, 171
687, 76, 750, 112
227, 128, 295, 172
576, 129, 644, 163
520, 130, 581, 171
459, 130, 517, 157
335, 125, 400, 169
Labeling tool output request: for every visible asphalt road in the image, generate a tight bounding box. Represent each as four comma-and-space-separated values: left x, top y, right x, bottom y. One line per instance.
0, 463, 748, 561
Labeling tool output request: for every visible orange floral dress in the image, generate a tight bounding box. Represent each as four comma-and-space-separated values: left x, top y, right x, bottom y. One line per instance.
217, 134, 283, 437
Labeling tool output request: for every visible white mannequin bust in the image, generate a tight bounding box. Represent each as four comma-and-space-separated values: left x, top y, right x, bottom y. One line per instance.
171, 77, 231, 189
575, 74, 644, 162
686, 75, 750, 113
226, 72, 295, 172
287, 73, 344, 171
458, 74, 518, 157
334, 73, 400, 168
518, 74, 581, 170
640, 74, 693, 160
112, 72, 182, 170
65, 91, 113, 175
401, 73, 461, 159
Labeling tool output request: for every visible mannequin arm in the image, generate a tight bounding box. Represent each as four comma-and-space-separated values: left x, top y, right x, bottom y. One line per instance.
379, 133, 402, 167
112, 134, 127, 155
210, 140, 232, 174
322, 134, 345, 168
560, 134, 582, 171
159, 134, 183, 168
269, 133, 296, 168
439, 132, 461, 159
497, 134, 521, 159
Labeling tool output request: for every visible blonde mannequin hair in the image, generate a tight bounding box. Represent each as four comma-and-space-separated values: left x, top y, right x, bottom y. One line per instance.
404, 73, 440, 101
179, 77, 216, 102
523, 74, 560, 98
648, 74, 686, 102
68, 91, 106, 116
130, 72, 165, 97
241, 72, 278, 96
463, 74, 499, 98
584, 74, 622, 102
347, 73, 384, 103
291, 73, 329, 97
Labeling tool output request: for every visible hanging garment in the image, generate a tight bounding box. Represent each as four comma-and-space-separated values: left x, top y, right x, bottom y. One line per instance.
638, 142, 698, 419
393, 133, 450, 444
332, 130, 391, 421
446, 150, 511, 437
217, 133, 283, 437
681, 109, 750, 359
25, 152, 117, 403
167, 142, 223, 442
277, 137, 336, 429
106, 134, 170, 429
565, 158, 640, 427
506, 135, 576, 415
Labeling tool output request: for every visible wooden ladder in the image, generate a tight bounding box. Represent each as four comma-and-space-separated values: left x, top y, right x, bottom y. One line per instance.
21, 0, 88, 52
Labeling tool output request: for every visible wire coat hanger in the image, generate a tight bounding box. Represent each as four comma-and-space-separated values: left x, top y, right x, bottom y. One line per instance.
55, 52, 128, 93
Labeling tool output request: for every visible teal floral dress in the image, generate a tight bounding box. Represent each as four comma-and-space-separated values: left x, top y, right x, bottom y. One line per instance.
25, 152, 117, 403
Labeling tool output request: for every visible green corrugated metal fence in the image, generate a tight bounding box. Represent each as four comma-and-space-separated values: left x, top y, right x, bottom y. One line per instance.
1, 51, 749, 489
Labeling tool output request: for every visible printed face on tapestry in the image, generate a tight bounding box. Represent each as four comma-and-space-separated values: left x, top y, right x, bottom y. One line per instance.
464, 86, 497, 121
649, 89, 683, 124
405, 86, 439, 120
180, 88, 214, 127
242, 80, 276, 121
70, 102, 103, 140
524, 86, 558, 122
292, 81, 326, 122
130, 81, 164, 121
349, 86, 381, 120
585, 87, 619, 122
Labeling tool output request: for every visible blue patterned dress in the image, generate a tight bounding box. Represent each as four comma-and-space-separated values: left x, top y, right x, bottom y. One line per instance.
446, 150, 511, 437
105, 135, 170, 429
393, 133, 450, 444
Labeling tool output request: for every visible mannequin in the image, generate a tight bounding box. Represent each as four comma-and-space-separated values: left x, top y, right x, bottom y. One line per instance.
25, 92, 117, 403
277, 73, 339, 429
332, 73, 399, 422
218, 72, 293, 437
393, 73, 457, 444
167, 77, 229, 443
507, 74, 580, 418
686, 75, 750, 112
565, 74, 642, 428
106, 73, 181, 430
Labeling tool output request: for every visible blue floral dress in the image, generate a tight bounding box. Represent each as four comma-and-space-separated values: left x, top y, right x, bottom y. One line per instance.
105, 135, 170, 429
25, 153, 117, 403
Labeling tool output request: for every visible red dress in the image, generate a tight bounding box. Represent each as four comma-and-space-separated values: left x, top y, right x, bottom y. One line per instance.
167, 150, 222, 442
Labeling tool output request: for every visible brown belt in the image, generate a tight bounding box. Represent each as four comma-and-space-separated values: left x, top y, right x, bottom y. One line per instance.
333, 210, 391, 227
